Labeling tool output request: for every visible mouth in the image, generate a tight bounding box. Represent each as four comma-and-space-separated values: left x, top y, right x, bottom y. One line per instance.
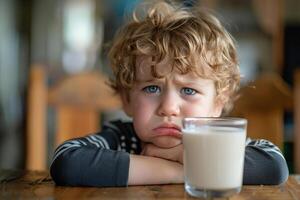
152, 123, 182, 138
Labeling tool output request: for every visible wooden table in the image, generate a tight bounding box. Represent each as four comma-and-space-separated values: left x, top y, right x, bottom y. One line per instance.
1, 169, 300, 199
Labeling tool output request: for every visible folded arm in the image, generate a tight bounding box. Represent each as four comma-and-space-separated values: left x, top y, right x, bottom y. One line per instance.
243, 139, 289, 185
50, 134, 183, 187
128, 154, 183, 185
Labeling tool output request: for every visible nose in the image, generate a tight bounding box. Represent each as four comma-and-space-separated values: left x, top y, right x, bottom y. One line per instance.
157, 90, 180, 117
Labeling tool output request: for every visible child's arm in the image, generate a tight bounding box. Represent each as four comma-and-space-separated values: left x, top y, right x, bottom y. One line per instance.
50, 137, 183, 186
50, 120, 183, 187
50, 135, 130, 187
243, 139, 289, 185
141, 138, 289, 185
128, 154, 183, 185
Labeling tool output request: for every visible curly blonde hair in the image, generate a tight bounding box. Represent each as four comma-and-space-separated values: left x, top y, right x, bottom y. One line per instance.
108, 0, 240, 113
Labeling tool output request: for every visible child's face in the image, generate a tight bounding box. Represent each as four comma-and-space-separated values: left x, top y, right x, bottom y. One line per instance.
122, 57, 224, 148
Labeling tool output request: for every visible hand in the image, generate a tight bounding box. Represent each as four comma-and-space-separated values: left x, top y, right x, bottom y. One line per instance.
141, 143, 184, 164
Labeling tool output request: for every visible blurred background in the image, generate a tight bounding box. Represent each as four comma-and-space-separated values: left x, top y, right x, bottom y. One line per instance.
0, 0, 300, 174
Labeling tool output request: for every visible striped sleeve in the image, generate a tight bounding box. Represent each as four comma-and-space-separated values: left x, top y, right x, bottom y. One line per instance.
50, 128, 130, 187
243, 138, 289, 185
51, 135, 110, 166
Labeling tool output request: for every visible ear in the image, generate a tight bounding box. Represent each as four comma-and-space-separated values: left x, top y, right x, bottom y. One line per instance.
120, 91, 133, 117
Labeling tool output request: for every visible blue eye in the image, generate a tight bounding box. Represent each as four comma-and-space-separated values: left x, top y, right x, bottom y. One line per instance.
181, 87, 197, 95
143, 85, 161, 94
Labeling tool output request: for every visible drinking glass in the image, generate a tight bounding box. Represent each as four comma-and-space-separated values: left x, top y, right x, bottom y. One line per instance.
182, 117, 247, 199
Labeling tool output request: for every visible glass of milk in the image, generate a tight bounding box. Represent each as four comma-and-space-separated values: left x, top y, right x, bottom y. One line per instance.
182, 117, 247, 198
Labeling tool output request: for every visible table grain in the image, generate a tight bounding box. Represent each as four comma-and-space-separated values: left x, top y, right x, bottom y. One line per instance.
0, 170, 299, 199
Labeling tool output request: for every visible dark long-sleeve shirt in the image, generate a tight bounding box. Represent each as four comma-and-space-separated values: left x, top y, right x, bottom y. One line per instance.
50, 120, 289, 187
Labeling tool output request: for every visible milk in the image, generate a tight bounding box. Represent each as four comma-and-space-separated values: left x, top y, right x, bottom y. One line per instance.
183, 126, 246, 190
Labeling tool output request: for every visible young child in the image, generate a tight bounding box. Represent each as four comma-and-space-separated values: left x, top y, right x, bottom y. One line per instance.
50, 1, 288, 187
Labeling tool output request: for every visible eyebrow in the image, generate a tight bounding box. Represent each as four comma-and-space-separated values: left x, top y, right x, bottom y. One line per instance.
136, 77, 163, 83
136, 73, 212, 85
174, 76, 208, 85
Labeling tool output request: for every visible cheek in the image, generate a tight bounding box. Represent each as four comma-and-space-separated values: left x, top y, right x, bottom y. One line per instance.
131, 96, 156, 118
131, 96, 157, 140
182, 97, 216, 117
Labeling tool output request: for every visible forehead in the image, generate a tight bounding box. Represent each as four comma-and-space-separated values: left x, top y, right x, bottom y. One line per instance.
135, 56, 213, 80
136, 56, 171, 77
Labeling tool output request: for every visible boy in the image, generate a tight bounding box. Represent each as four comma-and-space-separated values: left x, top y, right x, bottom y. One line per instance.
50, 0, 288, 187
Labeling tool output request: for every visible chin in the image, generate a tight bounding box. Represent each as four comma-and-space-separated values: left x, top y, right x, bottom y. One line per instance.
152, 136, 182, 148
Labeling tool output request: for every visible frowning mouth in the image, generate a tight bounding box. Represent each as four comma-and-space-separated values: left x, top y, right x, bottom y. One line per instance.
153, 123, 182, 138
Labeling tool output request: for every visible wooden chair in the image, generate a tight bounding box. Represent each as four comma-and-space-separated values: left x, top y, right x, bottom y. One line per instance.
26, 65, 121, 170
230, 73, 293, 150
294, 69, 300, 173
